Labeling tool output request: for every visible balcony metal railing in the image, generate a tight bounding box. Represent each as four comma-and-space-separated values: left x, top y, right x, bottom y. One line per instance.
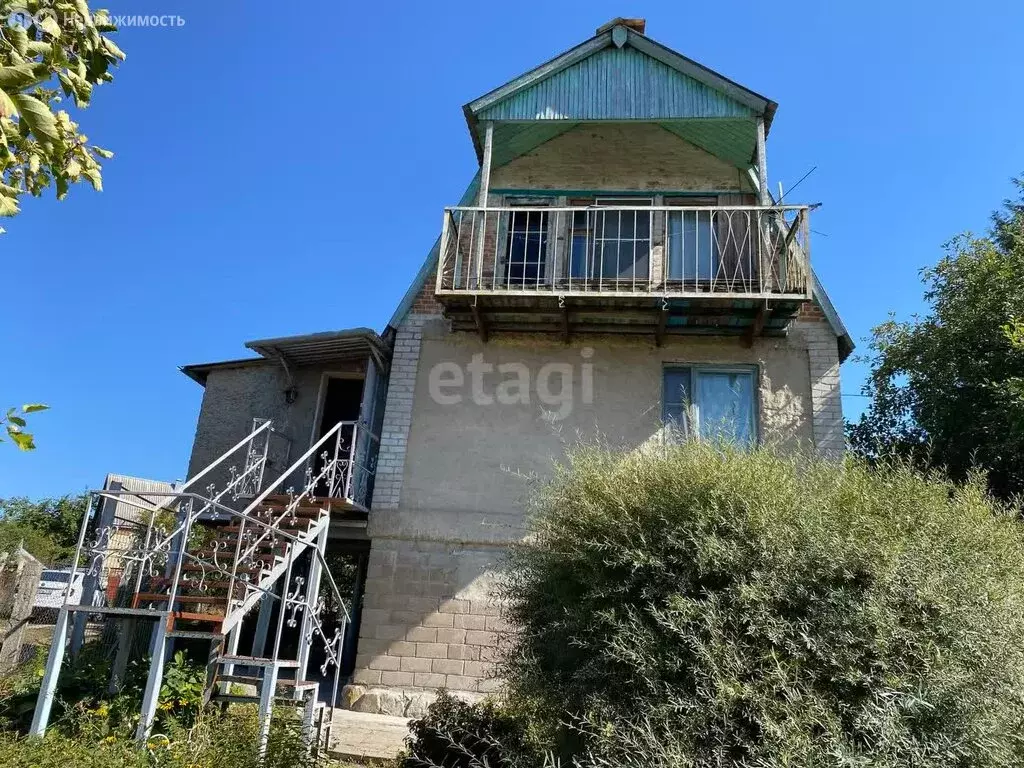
436, 204, 813, 299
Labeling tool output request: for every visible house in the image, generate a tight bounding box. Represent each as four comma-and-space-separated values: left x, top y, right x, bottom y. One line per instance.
31, 17, 851, 744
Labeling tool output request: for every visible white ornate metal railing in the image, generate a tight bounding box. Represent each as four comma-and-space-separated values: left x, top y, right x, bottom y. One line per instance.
221, 420, 375, 631
30, 418, 378, 755
436, 204, 813, 299
53, 489, 350, 750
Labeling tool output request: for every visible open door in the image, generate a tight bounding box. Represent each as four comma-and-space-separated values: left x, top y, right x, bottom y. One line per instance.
351, 359, 387, 509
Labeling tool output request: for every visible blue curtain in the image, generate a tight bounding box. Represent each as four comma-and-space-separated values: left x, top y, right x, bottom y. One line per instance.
667, 210, 715, 281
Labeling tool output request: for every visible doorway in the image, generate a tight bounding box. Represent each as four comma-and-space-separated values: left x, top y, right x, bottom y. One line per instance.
313, 376, 365, 496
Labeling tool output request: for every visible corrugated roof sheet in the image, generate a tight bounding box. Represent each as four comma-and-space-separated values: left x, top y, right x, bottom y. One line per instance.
99, 474, 176, 527
245, 328, 390, 370
181, 329, 392, 387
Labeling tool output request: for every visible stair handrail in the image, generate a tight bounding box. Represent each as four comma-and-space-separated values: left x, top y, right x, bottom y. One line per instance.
88, 489, 353, 629
136, 419, 276, 561
178, 418, 275, 498
64, 420, 277, 612
230, 420, 358, 577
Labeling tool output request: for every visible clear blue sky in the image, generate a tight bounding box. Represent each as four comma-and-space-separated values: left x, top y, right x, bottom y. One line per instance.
2, 1, 1022, 498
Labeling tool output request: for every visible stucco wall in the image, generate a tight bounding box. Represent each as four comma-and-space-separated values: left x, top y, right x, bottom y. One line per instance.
490, 123, 752, 193
373, 318, 814, 545
186, 360, 366, 494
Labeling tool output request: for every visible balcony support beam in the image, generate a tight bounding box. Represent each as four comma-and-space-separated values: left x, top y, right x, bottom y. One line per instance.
755, 117, 770, 206
471, 302, 489, 343
478, 121, 493, 206
743, 304, 768, 348
475, 122, 494, 288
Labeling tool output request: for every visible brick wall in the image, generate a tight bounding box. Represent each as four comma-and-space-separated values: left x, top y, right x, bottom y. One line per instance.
795, 310, 845, 458
351, 539, 506, 697
373, 315, 427, 510
409, 281, 444, 315
352, 293, 845, 713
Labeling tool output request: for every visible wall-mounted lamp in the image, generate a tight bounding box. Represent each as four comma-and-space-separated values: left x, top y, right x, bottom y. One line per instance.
284, 386, 298, 404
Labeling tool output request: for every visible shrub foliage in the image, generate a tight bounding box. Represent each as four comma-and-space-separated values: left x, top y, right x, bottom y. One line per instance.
401, 690, 542, 768
485, 443, 1024, 766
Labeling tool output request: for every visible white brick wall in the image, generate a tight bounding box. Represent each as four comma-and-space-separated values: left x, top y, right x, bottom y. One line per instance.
374, 314, 430, 509
797, 320, 845, 458
352, 538, 507, 694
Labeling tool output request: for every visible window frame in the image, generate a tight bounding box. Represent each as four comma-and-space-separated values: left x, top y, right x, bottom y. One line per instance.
662, 363, 761, 445
664, 196, 720, 284
566, 196, 654, 282
499, 196, 553, 288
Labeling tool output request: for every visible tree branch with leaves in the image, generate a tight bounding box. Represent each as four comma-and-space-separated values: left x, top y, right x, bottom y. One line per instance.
0, 0, 124, 225
2, 403, 48, 449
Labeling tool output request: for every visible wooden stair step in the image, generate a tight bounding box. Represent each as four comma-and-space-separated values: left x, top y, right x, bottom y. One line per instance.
151, 578, 235, 590
172, 610, 225, 624
206, 540, 288, 552
218, 524, 312, 534
218, 674, 318, 691
217, 655, 300, 668
212, 693, 260, 705
264, 494, 350, 507
168, 629, 224, 641
183, 563, 265, 574
136, 593, 228, 605
257, 505, 324, 518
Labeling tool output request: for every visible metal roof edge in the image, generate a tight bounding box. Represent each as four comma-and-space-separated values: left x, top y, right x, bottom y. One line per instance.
387, 172, 481, 331
465, 32, 613, 116
625, 29, 776, 129
179, 356, 270, 386
244, 327, 385, 354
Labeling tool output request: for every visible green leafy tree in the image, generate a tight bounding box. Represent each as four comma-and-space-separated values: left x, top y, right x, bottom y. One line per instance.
848, 178, 1024, 500
0, 0, 123, 222
1, 402, 48, 449
0, 493, 87, 560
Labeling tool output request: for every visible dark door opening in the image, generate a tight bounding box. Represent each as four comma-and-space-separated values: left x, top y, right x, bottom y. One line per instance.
318, 377, 364, 437
314, 377, 364, 496
307, 540, 369, 699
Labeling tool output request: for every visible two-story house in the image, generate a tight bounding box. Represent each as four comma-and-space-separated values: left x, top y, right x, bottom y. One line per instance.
34, 18, 851, 739
337, 17, 850, 714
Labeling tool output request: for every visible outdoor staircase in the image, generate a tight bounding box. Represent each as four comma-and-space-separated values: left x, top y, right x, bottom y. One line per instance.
132, 494, 328, 636
30, 418, 374, 756
126, 489, 344, 753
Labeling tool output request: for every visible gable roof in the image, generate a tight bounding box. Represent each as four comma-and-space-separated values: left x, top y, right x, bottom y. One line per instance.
462, 22, 777, 168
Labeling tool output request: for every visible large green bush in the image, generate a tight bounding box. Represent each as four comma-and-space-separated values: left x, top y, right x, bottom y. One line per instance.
490, 443, 1024, 767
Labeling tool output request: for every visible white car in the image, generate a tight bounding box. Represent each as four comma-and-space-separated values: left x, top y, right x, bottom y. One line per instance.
33, 569, 87, 612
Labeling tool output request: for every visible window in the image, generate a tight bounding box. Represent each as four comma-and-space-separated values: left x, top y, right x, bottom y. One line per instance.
663, 365, 757, 444
666, 197, 718, 283
503, 203, 549, 287
568, 198, 652, 281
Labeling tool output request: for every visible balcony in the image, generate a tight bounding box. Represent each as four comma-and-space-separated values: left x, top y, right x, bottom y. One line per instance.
434, 203, 813, 342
